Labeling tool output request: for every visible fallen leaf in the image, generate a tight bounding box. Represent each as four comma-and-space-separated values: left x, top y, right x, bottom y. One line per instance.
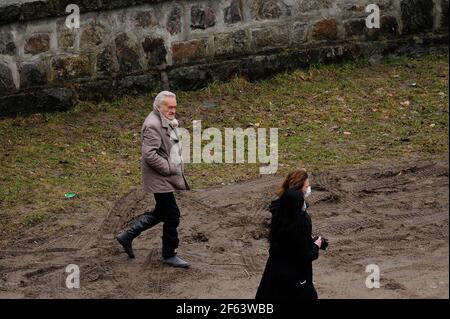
400, 100, 410, 107
328, 125, 339, 132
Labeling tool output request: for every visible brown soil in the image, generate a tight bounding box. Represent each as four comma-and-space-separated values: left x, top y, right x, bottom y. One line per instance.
0, 158, 448, 298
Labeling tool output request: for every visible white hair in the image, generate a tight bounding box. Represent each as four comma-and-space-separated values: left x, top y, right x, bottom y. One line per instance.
153, 91, 176, 112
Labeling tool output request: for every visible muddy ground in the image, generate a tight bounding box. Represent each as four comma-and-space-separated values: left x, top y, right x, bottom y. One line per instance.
0, 158, 448, 298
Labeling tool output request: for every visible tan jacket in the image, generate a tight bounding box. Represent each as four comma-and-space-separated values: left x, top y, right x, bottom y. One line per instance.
141, 110, 190, 193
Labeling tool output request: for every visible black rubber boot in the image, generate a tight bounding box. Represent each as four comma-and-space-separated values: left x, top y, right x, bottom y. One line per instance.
163, 256, 190, 268
116, 211, 161, 259
116, 230, 136, 258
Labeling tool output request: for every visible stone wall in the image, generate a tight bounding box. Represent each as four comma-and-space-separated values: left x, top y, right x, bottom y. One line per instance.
0, 0, 448, 116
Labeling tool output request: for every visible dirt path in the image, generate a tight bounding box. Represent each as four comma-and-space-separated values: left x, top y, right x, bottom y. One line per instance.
0, 158, 448, 298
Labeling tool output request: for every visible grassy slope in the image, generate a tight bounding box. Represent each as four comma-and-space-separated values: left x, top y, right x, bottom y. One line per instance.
0, 53, 448, 236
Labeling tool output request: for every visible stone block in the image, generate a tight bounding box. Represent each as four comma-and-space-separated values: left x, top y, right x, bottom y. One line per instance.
191, 5, 216, 30
401, 0, 434, 34
25, 33, 50, 54
19, 61, 48, 88
115, 33, 142, 73
80, 22, 105, 50
0, 63, 15, 93
171, 39, 208, 64
224, 0, 244, 24
96, 45, 117, 74
52, 55, 91, 81
0, 31, 16, 55
214, 30, 248, 56
252, 26, 289, 50
167, 6, 182, 35
250, 0, 291, 20
142, 37, 167, 66
313, 18, 338, 41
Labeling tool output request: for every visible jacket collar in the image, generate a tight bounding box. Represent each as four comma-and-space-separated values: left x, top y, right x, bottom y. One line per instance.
155, 110, 170, 129
154, 110, 178, 140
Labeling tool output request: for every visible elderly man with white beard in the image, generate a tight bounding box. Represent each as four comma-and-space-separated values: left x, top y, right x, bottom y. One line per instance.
116, 91, 190, 268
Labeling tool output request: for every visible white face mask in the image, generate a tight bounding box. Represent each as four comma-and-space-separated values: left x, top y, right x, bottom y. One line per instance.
304, 186, 312, 198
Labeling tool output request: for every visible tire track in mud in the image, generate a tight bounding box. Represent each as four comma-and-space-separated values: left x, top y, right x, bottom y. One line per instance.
0, 247, 79, 258
179, 184, 272, 279
118, 248, 167, 297
346, 161, 448, 194
311, 163, 448, 229
1, 190, 154, 291
107, 191, 222, 297
97, 189, 149, 243
1, 159, 448, 298
83, 190, 166, 297
312, 171, 382, 235
310, 162, 449, 273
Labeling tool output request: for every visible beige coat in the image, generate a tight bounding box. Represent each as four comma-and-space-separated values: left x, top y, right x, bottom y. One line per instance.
141, 110, 189, 193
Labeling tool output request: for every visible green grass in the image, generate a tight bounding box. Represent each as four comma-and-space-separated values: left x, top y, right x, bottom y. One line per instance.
21, 212, 48, 227
0, 53, 448, 236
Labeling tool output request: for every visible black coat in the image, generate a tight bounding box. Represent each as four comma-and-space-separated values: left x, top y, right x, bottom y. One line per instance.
255, 188, 319, 300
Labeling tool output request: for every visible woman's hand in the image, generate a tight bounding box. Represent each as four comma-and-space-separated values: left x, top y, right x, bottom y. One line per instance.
314, 236, 322, 248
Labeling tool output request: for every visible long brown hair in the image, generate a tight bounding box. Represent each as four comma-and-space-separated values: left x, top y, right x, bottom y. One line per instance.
276, 169, 309, 197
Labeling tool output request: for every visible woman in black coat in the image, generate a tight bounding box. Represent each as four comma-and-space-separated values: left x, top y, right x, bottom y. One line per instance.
256, 169, 323, 300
